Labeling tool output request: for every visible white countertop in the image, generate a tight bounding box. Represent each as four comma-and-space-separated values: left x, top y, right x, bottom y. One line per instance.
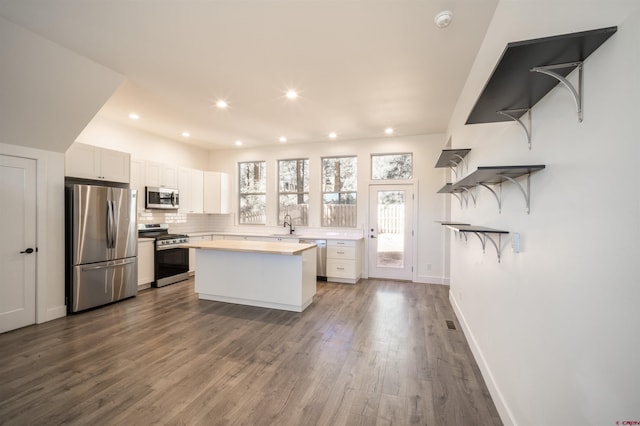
183, 239, 317, 255
186, 231, 363, 241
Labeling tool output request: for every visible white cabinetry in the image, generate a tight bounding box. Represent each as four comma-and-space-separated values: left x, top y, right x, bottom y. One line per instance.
65, 143, 130, 183
203, 171, 230, 214
138, 239, 155, 289
145, 162, 178, 188
179, 167, 204, 214
327, 239, 362, 284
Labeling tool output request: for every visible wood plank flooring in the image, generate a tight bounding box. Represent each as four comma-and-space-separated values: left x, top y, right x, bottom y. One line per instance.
0, 278, 502, 425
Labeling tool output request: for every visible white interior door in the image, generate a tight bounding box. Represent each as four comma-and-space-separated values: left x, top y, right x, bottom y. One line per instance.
0, 155, 37, 333
368, 184, 414, 280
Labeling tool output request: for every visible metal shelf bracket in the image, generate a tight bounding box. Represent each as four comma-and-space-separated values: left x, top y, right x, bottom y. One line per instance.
500, 173, 532, 214
450, 153, 468, 176
460, 187, 477, 208
471, 232, 504, 263
451, 192, 463, 209
530, 61, 583, 122
478, 182, 502, 213
497, 109, 532, 150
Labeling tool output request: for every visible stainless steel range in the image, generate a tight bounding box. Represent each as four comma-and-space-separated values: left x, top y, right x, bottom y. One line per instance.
138, 224, 190, 287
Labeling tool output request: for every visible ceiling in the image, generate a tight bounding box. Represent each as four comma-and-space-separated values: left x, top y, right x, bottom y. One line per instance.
0, 0, 498, 150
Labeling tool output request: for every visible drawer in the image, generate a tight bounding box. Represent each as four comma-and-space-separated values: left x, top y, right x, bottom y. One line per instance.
327, 246, 355, 260
328, 239, 356, 248
327, 259, 356, 278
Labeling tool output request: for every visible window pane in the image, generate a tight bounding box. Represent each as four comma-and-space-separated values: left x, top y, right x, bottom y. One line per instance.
371, 153, 412, 180
279, 194, 309, 225
322, 156, 357, 227
239, 161, 266, 193
239, 161, 266, 225
239, 194, 266, 224
279, 159, 309, 193
278, 159, 309, 226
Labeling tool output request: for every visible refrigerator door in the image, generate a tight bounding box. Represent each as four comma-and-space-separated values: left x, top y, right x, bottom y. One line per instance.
111, 188, 137, 260
72, 184, 111, 265
71, 258, 138, 312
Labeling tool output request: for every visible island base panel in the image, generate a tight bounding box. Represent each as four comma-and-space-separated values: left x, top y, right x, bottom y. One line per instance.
194, 247, 316, 312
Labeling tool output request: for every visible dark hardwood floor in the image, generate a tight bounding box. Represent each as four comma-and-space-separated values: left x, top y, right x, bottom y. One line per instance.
0, 278, 501, 425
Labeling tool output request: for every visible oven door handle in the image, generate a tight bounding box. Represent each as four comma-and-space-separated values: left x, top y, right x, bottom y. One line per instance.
156, 244, 187, 251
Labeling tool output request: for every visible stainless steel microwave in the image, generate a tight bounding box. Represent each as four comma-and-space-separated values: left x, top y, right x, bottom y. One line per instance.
145, 186, 179, 210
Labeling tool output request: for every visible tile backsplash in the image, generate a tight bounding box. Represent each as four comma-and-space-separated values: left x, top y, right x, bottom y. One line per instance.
138, 211, 233, 233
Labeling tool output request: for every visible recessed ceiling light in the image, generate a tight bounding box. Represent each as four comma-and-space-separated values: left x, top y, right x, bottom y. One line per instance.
128, 112, 140, 120
285, 90, 298, 100
279, 136, 287, 143
182, 131, 190, 138
434, 10, 453, 28
385, 127, 394, 135
235, 140, 243, 146
328, 132, 337, 139
216, 100, 228, 109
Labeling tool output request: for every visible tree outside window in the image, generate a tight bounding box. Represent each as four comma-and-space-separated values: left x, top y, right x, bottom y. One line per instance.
371, 153, 412, 180
322, 156, 357, 227
239, 161, 266, 224
278, 159, 309, 226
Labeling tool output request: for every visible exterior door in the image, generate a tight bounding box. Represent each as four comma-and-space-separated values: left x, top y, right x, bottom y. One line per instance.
0, 155, 37, 333
368, 184, 414, 280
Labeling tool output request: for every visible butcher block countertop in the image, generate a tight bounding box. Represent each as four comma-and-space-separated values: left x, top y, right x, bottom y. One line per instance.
182, 239, 317, 256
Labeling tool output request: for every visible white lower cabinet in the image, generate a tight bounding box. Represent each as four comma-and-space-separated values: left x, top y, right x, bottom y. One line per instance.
327, 239, 362, 284
138, 239, 155, 289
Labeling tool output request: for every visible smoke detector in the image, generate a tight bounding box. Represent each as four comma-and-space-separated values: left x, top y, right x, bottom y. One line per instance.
434, 10, 453, 28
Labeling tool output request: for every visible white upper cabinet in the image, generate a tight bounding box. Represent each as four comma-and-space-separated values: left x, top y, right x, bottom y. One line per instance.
178, 167, 204, 214
203, 171, 230, 214
145, 161, 178, 188
65, 143, 130, 183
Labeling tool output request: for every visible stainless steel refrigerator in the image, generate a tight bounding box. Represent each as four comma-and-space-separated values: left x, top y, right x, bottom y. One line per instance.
65, 183, 138, 313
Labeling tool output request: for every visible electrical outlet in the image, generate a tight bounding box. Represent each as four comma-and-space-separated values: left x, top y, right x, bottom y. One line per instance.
511, 232, 521, 253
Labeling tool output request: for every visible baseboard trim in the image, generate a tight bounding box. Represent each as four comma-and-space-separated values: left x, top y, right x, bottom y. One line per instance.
42, 305, 67, 323
448, 291, 516, 426
414, 274, 449, 285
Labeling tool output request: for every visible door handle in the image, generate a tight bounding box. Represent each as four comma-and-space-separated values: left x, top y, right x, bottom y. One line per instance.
370, 235, 376, 238
20, 248, 35, 254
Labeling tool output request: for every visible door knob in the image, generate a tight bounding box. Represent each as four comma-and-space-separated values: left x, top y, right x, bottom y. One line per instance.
20, 248, 35, 254
370, 235, 376, 239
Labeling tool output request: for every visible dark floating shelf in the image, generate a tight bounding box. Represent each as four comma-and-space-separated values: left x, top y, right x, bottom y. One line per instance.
436, 221, 471, 226
466, 26, 617, 126
443, 224, 509, 263
435, 149, 472, 168
440, 165, 545, 213
453, 165, 545, 188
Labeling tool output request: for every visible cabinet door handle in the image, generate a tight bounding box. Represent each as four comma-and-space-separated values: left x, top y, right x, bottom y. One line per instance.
20, 248, 35, 254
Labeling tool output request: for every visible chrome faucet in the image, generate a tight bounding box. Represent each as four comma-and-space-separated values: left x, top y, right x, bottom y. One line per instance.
283, 214, 295, 234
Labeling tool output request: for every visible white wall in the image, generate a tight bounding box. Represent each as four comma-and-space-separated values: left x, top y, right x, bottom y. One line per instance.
446, 2, 640, 425
209, 134, 448, 284
0, 143, 66, 322
0, 16, 123, 153
76, 116, 210, 170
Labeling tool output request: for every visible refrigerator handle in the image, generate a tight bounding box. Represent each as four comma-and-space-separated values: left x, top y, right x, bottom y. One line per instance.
107, 199, 115, 249
111, 199, 117, 248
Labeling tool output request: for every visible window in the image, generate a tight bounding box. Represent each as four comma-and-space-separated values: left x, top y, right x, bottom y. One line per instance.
322, 156, 357, 227
371, 153, 413, 180
278, 159, 309, 226
238, 161, 266, 224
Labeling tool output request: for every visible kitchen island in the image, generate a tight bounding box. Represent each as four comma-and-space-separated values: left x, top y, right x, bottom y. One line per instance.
183, 240, 317, 312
